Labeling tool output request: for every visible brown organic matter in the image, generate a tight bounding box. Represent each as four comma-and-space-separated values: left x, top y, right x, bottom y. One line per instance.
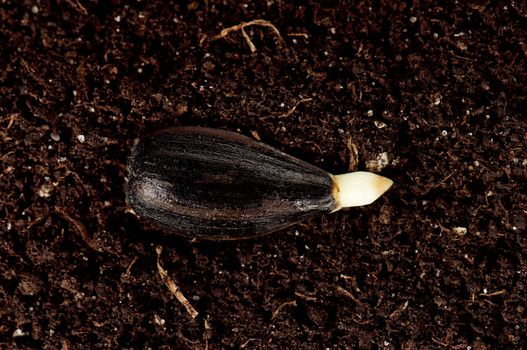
1, 1, 526, 349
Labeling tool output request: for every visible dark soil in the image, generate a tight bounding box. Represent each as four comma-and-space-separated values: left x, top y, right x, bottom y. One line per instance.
1, 0, 526, 349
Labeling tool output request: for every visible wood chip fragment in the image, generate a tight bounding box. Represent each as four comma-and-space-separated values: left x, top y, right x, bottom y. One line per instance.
156, 245, 198, 319
213, 19, 284, 52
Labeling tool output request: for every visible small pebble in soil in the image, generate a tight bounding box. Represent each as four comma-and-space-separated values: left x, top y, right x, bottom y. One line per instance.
77, 134, 85, 143
50, 132, 60, 141
452, 227, 467, 236
374, 120, 387, 129
37, 184, 53, 198
12, 329, 27, 338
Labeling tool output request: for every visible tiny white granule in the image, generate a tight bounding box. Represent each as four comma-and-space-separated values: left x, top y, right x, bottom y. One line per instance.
13, 329, 26, 337
77, 134, 85, 143
374, 120, 386, 129
31, 5, 39, 14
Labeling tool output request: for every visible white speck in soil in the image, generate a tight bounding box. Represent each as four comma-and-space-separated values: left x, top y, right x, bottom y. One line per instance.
374, 120, 387, 129
13, 329, 27, 338
50, 132, 60, 142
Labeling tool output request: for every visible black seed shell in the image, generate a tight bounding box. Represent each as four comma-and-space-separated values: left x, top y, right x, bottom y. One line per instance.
127, 127, 337, 239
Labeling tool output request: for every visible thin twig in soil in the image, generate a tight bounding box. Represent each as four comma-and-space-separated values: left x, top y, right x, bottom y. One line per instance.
56, 207, 99, 251
156, 245, 199, 319
240, 338, 258, 349
336, 285, 361, 304
1, 151, 15, 160
63, 0, 88, 15
280, 98, 313, 118
389, 300, 409, 319
422, 170, 457, 194
287, 33, 309, 38
213, 19, 284, 52
5, 113, 17, 130
271, 300, 297, 320
479, 289, 507, 297
294, 291, 317, 302
124, 256, 138, 277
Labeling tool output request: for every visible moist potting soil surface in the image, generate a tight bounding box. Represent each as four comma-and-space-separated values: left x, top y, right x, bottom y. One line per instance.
1, 1, 526, 348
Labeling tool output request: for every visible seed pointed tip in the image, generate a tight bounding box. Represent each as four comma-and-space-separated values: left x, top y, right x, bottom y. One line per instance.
333, 171, 393, 209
